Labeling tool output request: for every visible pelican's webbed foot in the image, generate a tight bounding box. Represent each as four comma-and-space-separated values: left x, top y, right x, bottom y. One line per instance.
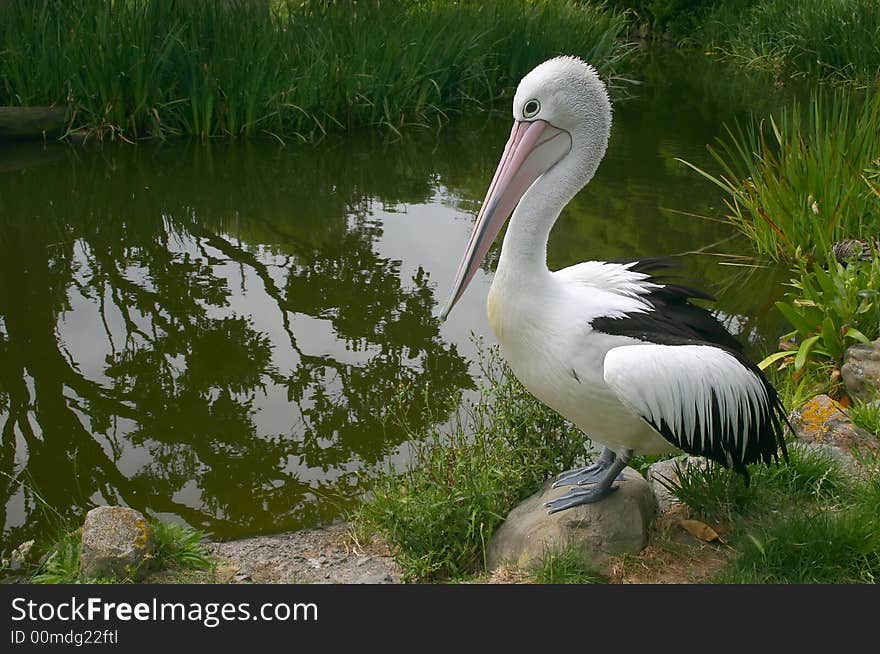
545, 448, 632, 514
545, 485, 618, 514
552, 447, 616, 488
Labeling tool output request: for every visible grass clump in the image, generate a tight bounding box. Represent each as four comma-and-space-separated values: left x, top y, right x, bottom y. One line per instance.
151, 521, 214, 572
681, 90, 880, 262
665, 444, 848, 521
31, 519, 213, 584
533, 546, 606, 584
0, 0, 630, 141
849, 397, 880, 437
716, 505, 880, 584
353, 344, 587, 582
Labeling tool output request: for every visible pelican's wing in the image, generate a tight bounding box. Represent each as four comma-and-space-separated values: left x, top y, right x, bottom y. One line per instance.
603, 343, 788, 475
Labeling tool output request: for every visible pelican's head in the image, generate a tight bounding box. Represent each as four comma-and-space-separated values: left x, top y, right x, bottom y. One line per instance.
439, 56, 611, 320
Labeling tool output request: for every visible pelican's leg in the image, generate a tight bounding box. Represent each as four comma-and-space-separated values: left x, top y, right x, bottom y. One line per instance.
544, 449, 632, 514
552, 447, 615, 488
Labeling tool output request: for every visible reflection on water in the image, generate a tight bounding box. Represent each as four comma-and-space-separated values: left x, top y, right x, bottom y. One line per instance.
0, 51, 791, 553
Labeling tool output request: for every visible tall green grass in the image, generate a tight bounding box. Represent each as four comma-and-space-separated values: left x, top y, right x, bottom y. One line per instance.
701, 0, 880, 85
681, 90, 880, 261
0, 0, 630, 141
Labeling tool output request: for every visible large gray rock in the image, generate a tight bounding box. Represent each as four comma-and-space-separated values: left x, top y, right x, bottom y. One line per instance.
80, 506, 153, 580
486, 467, 654, 571
789, 394, 878, 455
842, 339, 880, 401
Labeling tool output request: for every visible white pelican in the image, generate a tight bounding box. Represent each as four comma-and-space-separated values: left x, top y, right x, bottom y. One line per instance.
440, 56, 789, 514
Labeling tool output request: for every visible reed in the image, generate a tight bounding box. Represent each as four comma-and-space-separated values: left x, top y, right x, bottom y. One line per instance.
0, 0, 630, 141
680, 90, 880, 261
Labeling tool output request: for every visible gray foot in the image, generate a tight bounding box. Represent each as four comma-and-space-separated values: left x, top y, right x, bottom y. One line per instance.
544, 485, 618, 514
545, 448, 633, 515
553, 448, 615, 488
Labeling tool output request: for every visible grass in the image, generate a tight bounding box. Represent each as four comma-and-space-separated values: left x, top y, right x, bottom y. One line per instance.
850, 396, 880, 437
700, 0, 880, 85
658, 440, 880, 583
0, 0, 631, 141
353, 343, 588, 582
533, 546, 606, 584
663, 443, 850, 520
680, 90, 880, 262
613, 1, 880, 84
716, 494, 880, 583
30, 519, 214, 584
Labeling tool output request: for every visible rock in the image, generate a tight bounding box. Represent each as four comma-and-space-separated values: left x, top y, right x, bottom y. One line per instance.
646, 456, 708, 513
789, 394, 879, 455
842, 339, 880, 401
486, 467, 655, 571
80, 506, 154, 580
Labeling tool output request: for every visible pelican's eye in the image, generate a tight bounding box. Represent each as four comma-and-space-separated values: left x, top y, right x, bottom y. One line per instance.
523, 99, 541, 119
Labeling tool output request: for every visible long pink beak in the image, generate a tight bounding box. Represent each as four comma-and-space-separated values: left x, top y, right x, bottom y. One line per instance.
439, 119, 570, 320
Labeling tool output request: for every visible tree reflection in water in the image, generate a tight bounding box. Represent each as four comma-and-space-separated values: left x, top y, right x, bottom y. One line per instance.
0, 132, 480, 554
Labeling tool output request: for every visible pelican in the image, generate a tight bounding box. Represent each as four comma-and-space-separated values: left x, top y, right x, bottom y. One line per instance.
440, 56, 789, 514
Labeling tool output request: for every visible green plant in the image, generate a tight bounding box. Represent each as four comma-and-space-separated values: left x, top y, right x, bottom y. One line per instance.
30, 531, 83, 584
353, 343, 587, 582
533, 546, 605, 584
660, 459, 758, 520
759, 255, 880, 377
681, 91, 880, 261
0, 0, 631, 141
152, 521, 214, 571
849, 396, 880, 437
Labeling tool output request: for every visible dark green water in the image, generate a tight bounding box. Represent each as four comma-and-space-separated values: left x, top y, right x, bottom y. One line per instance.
0, 52, 791, 555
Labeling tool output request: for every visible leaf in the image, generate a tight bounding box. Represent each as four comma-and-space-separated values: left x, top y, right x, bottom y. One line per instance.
678, 519, 721, 543
794, 334, 821, 370
844, 327, 871, 344
821, 316, 841, 354
775, 301, 818, 336
758, 350, 794, 370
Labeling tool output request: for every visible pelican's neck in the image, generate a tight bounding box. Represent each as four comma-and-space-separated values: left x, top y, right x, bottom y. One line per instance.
495, 180, 564, 283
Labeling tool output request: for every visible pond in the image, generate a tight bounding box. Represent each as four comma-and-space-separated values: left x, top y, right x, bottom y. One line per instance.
0, 51, 792, 555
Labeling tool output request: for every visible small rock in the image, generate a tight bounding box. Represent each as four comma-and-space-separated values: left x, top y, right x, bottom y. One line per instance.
486, 467, 655, 571
80, 506, 153, 580
789, 394, 878, 455
842, 339, 880, 401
